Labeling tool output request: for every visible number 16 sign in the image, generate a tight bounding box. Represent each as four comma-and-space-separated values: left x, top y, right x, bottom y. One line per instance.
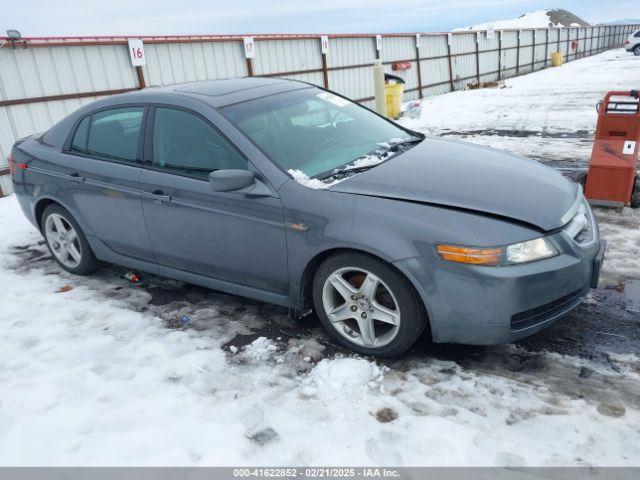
128, 39, 146, 67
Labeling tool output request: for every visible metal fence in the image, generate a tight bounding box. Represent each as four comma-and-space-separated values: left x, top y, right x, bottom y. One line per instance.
1, 24, 638, 196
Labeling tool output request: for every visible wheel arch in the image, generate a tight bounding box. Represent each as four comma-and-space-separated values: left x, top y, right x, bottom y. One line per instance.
298, 247, 432, 338
34, 197, 58, 231
34, 196, 90, 236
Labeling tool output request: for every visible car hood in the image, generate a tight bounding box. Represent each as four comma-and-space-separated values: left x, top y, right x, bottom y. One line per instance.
330, 137, 578, 231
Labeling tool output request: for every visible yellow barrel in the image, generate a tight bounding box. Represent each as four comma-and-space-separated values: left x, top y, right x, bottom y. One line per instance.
385, 82, 405, 119
550, 51, 564, 67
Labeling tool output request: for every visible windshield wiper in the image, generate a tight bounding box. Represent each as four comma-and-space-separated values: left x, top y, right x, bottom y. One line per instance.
388, 136, 424, 151
315, 135, 424, 181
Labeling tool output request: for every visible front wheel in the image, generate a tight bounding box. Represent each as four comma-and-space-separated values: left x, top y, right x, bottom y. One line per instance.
634, 45, 640, 56
41, 204, 99, 275
313, 252, 428, 357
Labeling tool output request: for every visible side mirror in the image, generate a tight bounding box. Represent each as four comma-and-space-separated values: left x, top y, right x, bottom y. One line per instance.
209, 169, 255, 192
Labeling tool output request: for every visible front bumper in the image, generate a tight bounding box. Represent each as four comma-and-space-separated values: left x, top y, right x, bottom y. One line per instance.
395, 235, 603, 346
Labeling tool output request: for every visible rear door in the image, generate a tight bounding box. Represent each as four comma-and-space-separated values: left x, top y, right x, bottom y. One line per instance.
61, 105, 154, 262
139, 105, 288, 294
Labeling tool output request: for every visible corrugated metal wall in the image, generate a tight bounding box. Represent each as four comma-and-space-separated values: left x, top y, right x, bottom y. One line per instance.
1, 24, 638, 196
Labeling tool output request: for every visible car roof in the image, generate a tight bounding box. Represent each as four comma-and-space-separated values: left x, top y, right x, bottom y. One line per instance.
40, 77, 316, 149
119, 77, 314, 108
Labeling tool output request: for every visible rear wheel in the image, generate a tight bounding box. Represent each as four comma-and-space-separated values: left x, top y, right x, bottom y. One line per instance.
634, 45, 640, 56
41, 204, 99, 275
313, 252, 428, 357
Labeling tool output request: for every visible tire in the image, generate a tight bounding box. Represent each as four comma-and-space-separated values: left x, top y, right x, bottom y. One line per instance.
41, 204, 99, 275
634, 45, 640, 56
312, 252, 428, 357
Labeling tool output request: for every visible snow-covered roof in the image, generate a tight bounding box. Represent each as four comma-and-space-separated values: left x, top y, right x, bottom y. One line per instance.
454, 9, 590, 31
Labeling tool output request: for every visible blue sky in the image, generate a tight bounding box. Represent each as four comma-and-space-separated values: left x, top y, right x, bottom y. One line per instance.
1, 0, 637, 36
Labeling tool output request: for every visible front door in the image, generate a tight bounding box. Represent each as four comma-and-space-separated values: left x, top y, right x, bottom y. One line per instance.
139, 106, 288, 294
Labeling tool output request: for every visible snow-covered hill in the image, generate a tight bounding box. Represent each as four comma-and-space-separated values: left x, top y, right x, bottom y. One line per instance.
455, 9, 590, 31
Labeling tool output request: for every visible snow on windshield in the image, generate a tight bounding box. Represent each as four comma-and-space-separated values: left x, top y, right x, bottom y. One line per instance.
288, 138, 408, 189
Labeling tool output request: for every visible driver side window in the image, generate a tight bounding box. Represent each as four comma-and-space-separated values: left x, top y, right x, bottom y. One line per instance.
152, 107, 247, 180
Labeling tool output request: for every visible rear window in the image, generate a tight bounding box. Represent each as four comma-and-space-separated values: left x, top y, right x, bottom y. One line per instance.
69, 107, 145, 163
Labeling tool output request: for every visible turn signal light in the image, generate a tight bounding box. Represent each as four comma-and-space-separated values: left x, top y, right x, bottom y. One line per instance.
437, 244, 502, 266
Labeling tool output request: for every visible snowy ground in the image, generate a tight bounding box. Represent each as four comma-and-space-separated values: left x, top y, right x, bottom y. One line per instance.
1, 49, 640, 467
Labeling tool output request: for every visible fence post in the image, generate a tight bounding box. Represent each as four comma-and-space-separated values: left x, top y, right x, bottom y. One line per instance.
415, 34, 423, 99
544, 29, 549, 66
446, 33, 454, 91
475, 31, 480, 85
497, 30, 502, 80
566, 29, 570, 61
320, 36, 329, 89
531, 30, 535, 71
243, 37, 255, 77
135, 66, 146, 89
516, 30, 520, 75
557, 27, 561, 53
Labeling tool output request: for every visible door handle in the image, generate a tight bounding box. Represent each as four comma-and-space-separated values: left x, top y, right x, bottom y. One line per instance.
68, 173, 84, 183
143, 190, 172, 203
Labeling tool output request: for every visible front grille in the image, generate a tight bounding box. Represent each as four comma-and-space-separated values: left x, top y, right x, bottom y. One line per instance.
510, 289, 583, 331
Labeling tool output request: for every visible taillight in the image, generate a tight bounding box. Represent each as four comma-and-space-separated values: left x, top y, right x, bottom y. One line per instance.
8, 154, 27, 175
626, 40, 630, 45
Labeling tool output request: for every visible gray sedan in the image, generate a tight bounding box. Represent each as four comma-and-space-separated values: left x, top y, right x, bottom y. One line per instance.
9, 78, 605, 357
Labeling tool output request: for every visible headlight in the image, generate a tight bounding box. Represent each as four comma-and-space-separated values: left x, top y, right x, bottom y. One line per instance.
506, 237, 558, 264
437, 237, 557, 266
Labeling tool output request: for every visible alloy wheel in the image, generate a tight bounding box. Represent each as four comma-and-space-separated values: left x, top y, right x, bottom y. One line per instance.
321, 267, 401, 348
45, 213, 83, 269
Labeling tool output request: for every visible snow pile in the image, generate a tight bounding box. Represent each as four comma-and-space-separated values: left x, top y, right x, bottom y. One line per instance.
455, 9, 589, 31
241, 336, 280, 362
299, 357, 386, 401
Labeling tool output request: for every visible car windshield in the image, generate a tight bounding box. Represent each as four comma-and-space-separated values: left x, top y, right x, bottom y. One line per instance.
221, 87, 420, 178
